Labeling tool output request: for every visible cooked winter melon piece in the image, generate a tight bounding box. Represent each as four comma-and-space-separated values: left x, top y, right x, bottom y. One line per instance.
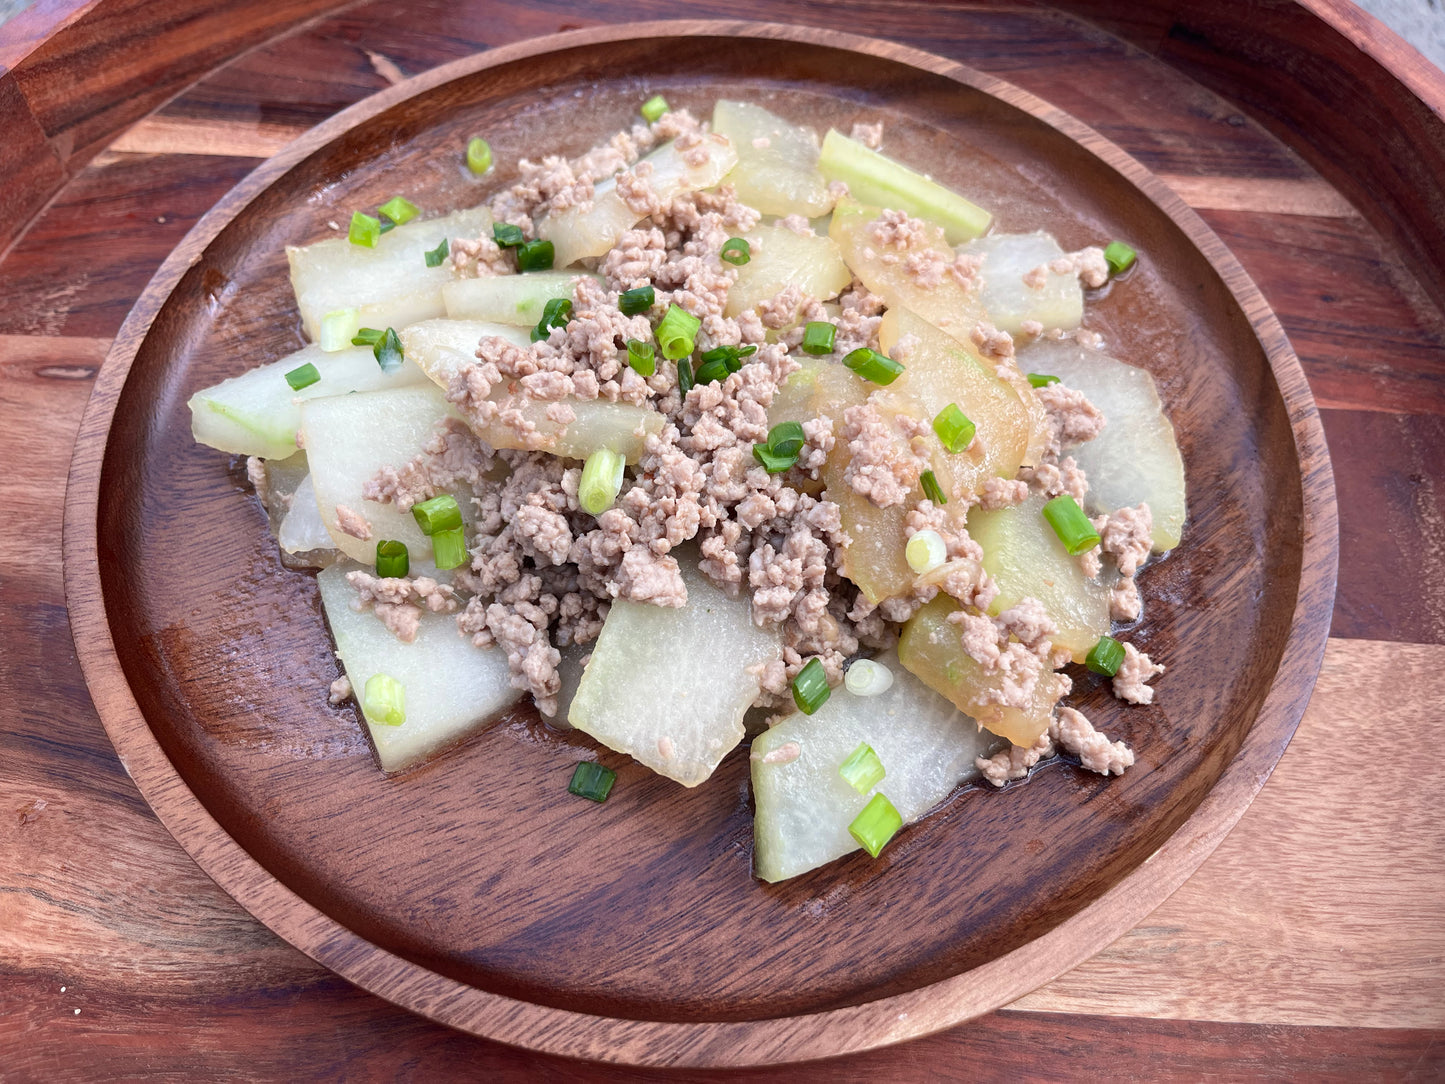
188, 343, 426, 460
818, 130, 991, 241
766, 355, 869, 428
538, 135, 738, 268
712, 99, 833, 217
300, 383, 459, 564
568, 557, 782, 786
967, 492, 1110, 662
441, 271, 602, 326
725, 223, 851, 319
287, 206, 490, 341
960, 231, 1083, 335
752, 650, 997, 882
899, 596, 1068, 747
541, 641, 591, 729
276, 474, 336, 560
1017, 339, 1186, 550
317, 563, 519, 772
398, 318, 530, 380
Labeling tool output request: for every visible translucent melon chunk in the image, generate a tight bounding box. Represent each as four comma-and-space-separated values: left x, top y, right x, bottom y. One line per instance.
960, 231, 1083, 335
317, 563, 519, 772
1016, 339, 1186, 550
725, 224, 851, 318
751, 650, 996, 882
441, 271, 601, 326
277, 474, 336, 560
712, 99, 833, 218
818, 130, 991, 241
568, 558, 782, 787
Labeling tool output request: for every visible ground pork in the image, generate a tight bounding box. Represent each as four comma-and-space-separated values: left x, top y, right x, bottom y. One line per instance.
1112, 642, 1165, 704
334, 504, 372, 541
978, 730, 1054, 787
364, 417, 496, 512
328, 675, 352, 705
1019, 455, 1088, 501
1096, 502, 1154, 577
841, 402, 928, 508
971, 320, 1015, 362
1034, 381, 1106, 460
1109, 575, 1141, 621
850, 120, 884, 149
1051, 706, 1134, 776
1049, 246, 1110, 289
345, 569, 459, 643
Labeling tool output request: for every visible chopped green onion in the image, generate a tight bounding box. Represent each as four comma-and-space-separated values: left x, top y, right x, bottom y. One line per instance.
765, 420, 806, 458
640, 94, 669, 122
843, 346, 904, 386
618, 285, 655, 315
373, 327, 404, 372
849, 793, 902, 858
656, 304, 700, 361
319, 308, 360, 352
424, 238, 449, 268
1027, 372, 1060, 388
627, 339, 656, 377
516, 239, 555, 272
348, 211, 381, 247
1086, 635, 1126, 676
801, 321, 837, 355
920, 469, 947, 506
378, 196, 419, 225
839, 742, 886, 794
693, 355, 731, 385
466, 136, 492, 174
844, 659, 894, 698
430, 526, 468, 570
676, 357, 694, 395
362, 673, 406, 727
752, 445, 796, 473
568, 760, 617, 802
720, 237, 751, 265
579, 448, 626, 516
1104, 240, 1137, 276
905, 528, 946, 573
531, 297, 572, 342
492, 222, 525, 248
1042, 494, 1102, 555
791, 657, 830, 715
351, 327, 385, 347
411, 494, 462, 535
285, 362, 320, 391
375, 540, 409, 578
933, 403, 976, 454
377, 219, 396, 235
698, 344, 756, 373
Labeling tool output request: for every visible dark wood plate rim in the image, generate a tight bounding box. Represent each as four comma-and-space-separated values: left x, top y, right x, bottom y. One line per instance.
62, 20, 1340, 1068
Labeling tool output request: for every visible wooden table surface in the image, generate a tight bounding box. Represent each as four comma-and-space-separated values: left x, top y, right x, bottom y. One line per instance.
3, 0, 1443, 1078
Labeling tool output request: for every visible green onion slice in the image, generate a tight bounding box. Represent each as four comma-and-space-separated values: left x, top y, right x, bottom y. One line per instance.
430, 526, 468, 570
424, 238, 449, 268
568, 760, 617, 802
656, 304, 700, 361
373, 327, 404, 372
839, 742, 886, 794
579, 448, 626, 516
492, 222, 525, 248
843, 658, 894, 697
801, 321, 837, 355
849, 792, 902, 858
640, 94, 669, 122
719, 237, 751, 265
693, 356, 730, 385
618, 285, 656, 315
531, 296, 572, 342
1027, 372, 1060, 388
375, 540, 409, 578
676, 358, 695, 395
1086, 635, 1126, 677
516, 239, 555, 272
627, 339, 656, 377
1104, 240, 1137, 276
933, 403, 976, 454
843, 346, 904, 385
378, 196, 419, 225
905, 528, 946, 573
920, 469, 947, 506
752, 444, 796, 473
791, 657, 830, 715
764, 420, 805, 458
1042, 494, 1102, 555
351, 327, 385, 347
319, 309, 360, 352
698, 344, 756, 373
362, 673, 406, 727
285, 362, 320, 391
466, 137, 492, 175
348, 211, 381, 248
411, 494, 462, 536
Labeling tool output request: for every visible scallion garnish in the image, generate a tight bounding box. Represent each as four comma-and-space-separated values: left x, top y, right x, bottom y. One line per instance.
920, 469, 947, 505
431, 526, 468, 570
424, 238, 449, 268
568, 760, 617, 802
351, 327, 385, 347
656, 304, 700, 360
801, 321, 837, 355
843, 346, 904, 385
362, 672, 406, 727
905, 528, 946, 573
1086, 635, 1126, 677
530, 296, 572, 342
373, 327, 404, 372
411, 494, 462, 536
1104, 240, 1137, 276
285, 362, 320, 391
791, 657, 830, 715
627, 339, 656, 377
378, 196, 419, 225
720, 237, 751, 265
375, 539, 409, 578
640, 94, 669, 122
319, 309, 359, 352
492, 222, 525, 248
839, 742, 886, 794
676, 357, 695, 395
752, 420, 806, 474
843, 658, 893, 698
618, 285, 655, 315
933, 403, 976, 454
466, 136, 492, 175
693, 355, 730, 385
752, 445, 795, 473
349, 211, 381, 248
1027, 372, 1060, 388
698, 344, 757, 373
579, 448, 626, 516
516, 239, 555, 272
849, 792, 902, 858
1042, 494, 1101, 555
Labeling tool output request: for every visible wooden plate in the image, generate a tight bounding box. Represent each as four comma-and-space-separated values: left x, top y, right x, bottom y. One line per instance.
63, 21, 1338, 1068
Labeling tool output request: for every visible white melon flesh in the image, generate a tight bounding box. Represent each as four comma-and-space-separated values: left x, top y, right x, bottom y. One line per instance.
541, 641, 592, 729
725, 224, 852, 319
188, 344, 426, 460
961, 231, 1083, 335
287, 206, 490, 341
277, 474, 336, 559
568, 558, 782, 786
317, 563, 519, 772
441, 272, 601, 326
398, 318, 530, 383
751, 651, 997, 882
1016, 339, 1186, 550
299, 383, 459, 564
712, 99, 833, 218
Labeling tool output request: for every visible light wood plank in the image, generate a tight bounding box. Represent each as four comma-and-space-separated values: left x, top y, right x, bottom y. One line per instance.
106, 116, 307, 159
1156, 173, 1356, 217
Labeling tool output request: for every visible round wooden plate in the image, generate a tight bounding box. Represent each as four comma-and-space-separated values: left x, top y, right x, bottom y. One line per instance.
63, 21, 1337, 1068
